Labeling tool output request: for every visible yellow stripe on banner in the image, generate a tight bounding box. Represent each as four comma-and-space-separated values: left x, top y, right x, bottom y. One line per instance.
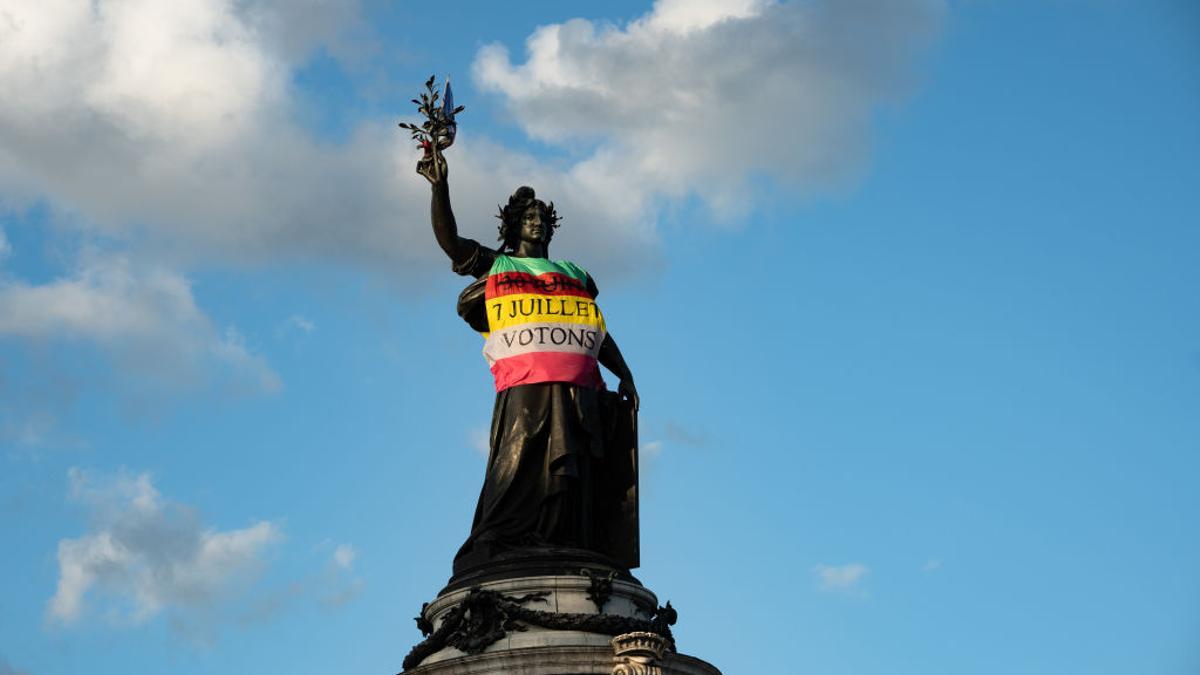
486, 293, 607, 331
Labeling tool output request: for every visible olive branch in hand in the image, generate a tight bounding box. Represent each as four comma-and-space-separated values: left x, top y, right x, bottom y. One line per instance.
399, 75, 464, 154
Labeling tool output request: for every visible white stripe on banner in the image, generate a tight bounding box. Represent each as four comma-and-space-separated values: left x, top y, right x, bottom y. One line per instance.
482, 322, 607, 366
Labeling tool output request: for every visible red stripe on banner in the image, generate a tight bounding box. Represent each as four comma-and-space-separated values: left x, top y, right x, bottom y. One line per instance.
486, 271, 592, 299
491, 351, 604, 391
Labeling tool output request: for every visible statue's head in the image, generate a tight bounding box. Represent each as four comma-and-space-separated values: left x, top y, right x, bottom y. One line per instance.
497, 186, 559, 253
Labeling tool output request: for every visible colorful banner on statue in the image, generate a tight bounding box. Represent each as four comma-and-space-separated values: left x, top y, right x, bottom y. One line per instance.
482, 255, 606, 391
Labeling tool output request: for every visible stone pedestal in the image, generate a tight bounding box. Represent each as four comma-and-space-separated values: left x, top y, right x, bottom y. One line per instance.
401, 574, 720, 675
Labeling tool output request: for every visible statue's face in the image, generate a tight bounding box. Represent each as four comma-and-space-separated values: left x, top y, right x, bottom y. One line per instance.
519, 205, 547, 245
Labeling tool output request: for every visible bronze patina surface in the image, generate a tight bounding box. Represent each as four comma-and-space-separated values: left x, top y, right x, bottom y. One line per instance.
410, 79, 641, 588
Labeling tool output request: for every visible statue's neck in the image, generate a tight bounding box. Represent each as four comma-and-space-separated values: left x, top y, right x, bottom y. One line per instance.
513, 241, 548, 259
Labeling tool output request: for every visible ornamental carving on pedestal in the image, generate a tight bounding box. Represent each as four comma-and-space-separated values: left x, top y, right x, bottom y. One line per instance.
401, 589, 678, 671
583, 568, 617, 613
611, 631, 669, 675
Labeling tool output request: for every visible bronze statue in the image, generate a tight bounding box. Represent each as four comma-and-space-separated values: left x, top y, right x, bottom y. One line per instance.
407, 78, 641, 588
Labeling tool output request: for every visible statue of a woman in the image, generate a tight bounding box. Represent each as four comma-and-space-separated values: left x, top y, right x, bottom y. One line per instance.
417, 149, 640, 584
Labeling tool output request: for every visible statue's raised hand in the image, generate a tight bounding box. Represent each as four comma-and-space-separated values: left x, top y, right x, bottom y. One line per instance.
417, 145, 447, 185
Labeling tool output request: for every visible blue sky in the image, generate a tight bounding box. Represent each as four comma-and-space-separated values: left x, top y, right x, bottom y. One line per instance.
0, 1, 1197, 674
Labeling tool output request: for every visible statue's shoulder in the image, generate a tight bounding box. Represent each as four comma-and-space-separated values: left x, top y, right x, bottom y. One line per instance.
551, 260, 598, 299
550, 259, 589, 279
452, 239, 499, 278
488, 253, 515, 271
553, 258, 582, 269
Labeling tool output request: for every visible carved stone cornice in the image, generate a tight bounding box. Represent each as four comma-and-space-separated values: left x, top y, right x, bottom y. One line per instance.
401, 588, 677, 672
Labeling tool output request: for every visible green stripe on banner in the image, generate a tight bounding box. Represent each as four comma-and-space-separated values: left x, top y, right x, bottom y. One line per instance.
490, 255, 588, 282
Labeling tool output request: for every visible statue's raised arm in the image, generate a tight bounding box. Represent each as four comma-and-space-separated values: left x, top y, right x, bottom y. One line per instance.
418, 149, 486, 271
402, 76, 489, 274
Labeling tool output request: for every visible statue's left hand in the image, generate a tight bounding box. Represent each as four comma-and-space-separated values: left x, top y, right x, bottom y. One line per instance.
416, 145, 447, 185
618, 378, 639, 413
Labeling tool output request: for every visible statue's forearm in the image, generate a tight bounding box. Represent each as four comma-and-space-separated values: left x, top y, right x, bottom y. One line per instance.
598, 334, 633, 382
430, 180, 466, 260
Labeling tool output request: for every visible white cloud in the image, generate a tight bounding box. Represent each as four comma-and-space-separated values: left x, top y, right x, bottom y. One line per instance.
0, 0, 427, 272
48, 467, 281, 629
474, 0, 944, 217
642, 439, 663, 459
0, 225, 10, 260
0, 251, 281, 394
645, 0, 769, 33
0, 0, 944, 430
921, 558, 942, 572
332, 543, 356, 570
0, 0, 646, 286
0, 0, 942, 280
237, 0, 370, 64
0, 0, 656, 277
814, 562, 869, 593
